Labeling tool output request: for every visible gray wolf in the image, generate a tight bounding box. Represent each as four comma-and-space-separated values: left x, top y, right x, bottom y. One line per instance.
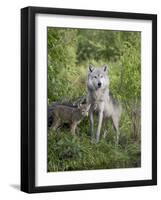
87, 64, 122, 144
48, 97, 86, 127
49, 103, 90, 135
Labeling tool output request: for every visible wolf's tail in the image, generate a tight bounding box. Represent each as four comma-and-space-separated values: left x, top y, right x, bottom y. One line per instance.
48, 106, 54, 128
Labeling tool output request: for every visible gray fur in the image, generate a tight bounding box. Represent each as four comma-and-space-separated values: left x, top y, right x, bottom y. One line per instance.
87, 65, 122, 144
49, 103, 90, 135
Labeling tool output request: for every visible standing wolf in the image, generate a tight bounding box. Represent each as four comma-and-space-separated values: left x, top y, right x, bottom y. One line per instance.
87, 64, 122, 144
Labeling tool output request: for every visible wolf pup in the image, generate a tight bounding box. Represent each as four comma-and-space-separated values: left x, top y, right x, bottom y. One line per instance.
50, 103, 90, 135
87, 64, 122, 144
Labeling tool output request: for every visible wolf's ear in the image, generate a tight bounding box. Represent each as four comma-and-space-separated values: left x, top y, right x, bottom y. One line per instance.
103, 65, 108, 72
86, 104, 91, 111
89, 64, 94, 72
78, 103, 82, 109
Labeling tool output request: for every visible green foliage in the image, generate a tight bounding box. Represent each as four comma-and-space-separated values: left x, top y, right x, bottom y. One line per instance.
48, 128, 141, 171
47, 27, 141, 171
48, 28, 80, 103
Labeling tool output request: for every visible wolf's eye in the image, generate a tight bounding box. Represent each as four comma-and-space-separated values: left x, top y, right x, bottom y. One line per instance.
94, 76, 97, 79
100, 75, 103, 78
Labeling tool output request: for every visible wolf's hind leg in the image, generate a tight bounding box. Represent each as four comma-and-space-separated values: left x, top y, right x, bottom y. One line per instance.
102, 118, 108, 139
112, 115, 120, 145
52, 119, 61, 131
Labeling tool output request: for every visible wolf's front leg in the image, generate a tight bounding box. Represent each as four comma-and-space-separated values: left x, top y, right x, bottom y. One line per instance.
96, 111, 103, 143
89, 109, 94, 141
96, 103, 104, 143
70, 123, 77, 135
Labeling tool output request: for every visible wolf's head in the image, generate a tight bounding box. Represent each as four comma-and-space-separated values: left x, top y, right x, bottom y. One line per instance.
78, 103, 91, 117
87, 64, 109, 91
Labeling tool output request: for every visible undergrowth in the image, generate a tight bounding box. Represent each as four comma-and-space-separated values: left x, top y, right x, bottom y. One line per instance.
47, 120, 141, 172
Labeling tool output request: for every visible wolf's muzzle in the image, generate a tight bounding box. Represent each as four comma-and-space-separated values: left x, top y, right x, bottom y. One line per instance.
98, 82, 101, 87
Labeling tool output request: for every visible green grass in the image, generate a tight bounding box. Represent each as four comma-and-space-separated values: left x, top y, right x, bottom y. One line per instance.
47, 120, 141, 172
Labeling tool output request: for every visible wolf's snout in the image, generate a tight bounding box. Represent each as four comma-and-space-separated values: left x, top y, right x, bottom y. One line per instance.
98, 82, 101, 87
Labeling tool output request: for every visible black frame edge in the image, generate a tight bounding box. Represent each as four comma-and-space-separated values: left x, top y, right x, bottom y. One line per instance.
21, 7, 36, 193
152, 14, 157, 185
21, 7, 30, 193
23, 6, 157, 20
32, 180, 155, 193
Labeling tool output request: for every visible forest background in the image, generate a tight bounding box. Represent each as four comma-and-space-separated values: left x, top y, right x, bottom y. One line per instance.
47, 28, 141, 172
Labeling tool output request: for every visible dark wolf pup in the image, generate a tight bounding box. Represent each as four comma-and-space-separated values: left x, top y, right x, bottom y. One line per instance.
87, 64, 122, 144
49, 103, 90, 135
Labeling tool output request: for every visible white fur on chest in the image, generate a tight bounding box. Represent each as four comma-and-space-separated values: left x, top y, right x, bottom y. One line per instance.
88, 89, 110, 113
